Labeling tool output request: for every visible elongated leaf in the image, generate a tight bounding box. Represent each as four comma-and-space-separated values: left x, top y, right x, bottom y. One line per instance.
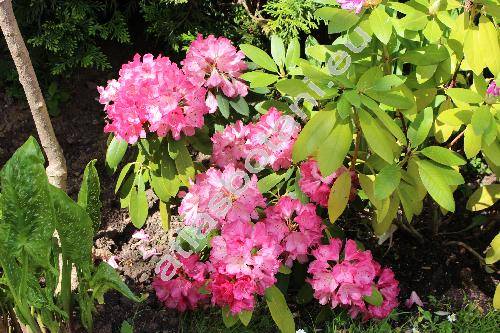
229, 96, 249, 116
78, 160, 102, 234
315, 7, 360, 33
240, 44, 278, 73
328, 172, 351, 223
159, 200, 170, 231
373, 194, 399, 235
361, 96, 407, 145
258, 168, 294, 193
239, 310, 253, 327
466, 184, 500, 212
446, 88, 483, 104
358, 110, 394, 163
485, 234, 500, 265
106, 136, 128, 173
129, 185, 148, 228
370, 6, 392, 44
285, 38, 300, 70
271, 35, 286, 70
408, 107, 433, 148
420, 146, 466, 166
317, 120, 353, 176
374, 164, 401, 200
494, 284, 500, 310
482, 141, 500, 166
292, 111, 336, 162
90, 262, 142, 304
464, 124, 482, 159
363, 286, 383, 306
216, 94, 230, 119
417, 159, 455, 212
115, 163, 133, 193
400, 45, 449, 66
265, 285, 295, 333
240, 71, 279, 88
171, 140, 195, 186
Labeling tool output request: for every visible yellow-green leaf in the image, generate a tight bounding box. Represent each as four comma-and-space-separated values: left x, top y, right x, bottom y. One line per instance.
370, 6, 392, 44
466, 184, 500, 212
464, 124, 482, 159
358, 110, 394, 163
292, 111, 336, 162
317, 120, 353, 176
328, 172, 352, 223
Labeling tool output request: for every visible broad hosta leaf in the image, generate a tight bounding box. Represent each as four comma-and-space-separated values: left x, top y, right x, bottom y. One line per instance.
292, 111, 336, 162
374, 164, 401, 200
420, 146, 466, 166
317, 119, 353, 176
265, 285, 295, 333
106, 136, 128, 173
271, 35, 286, 70
240, 71, 279, 88
446, 88, 483, 104
0, 137, 54, 267
50, 185, 93, 274
129, 185, 148, 228
408, 107, 433, 148
466, 184, 500, 212
328, 171, 352, 223
358, 110, 394, 163
240, 44, 278, 73
314, 7, 360, 33
78, 160, 102, 234
370, 6, 392, 44
416, 159, 455, 212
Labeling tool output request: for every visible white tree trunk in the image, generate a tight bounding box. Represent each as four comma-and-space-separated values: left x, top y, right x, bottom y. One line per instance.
0, 0, 67, 190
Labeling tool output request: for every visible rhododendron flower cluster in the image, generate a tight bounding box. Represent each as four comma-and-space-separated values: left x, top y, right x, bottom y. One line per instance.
299, 159, 359, 207
178, 165, 265, 229
263, 196, 324, 267
98, 35, 249, 143
307, 239, 399, 320
153, 254, 209, 311
211, 108, 301, 171
98, 54, 209, 144
209, 220, 282, 313
182, 34, 248, 112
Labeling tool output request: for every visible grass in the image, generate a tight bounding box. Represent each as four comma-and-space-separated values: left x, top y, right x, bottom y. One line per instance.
178, 302, 500, 333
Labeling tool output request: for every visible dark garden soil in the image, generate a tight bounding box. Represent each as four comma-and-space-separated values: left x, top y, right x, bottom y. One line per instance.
0, 73, 498, 333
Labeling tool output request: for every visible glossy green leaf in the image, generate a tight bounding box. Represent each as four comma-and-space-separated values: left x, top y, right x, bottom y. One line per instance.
129, 185, 148, 228
285, 38, 300, 70
446, 88, 483, 104
173, 141, 195, 186
240, 71, 279, 88
423, 19, 442, 43
358, 110, 394, 163
417, 159, 455, 212
466, 184, 500, 212
239, 310, 253, 327
216, 93, 230, 119
328, 171, 351, 223
292, 111, 336, 162
271, 35, 286, 70
315, 7, 360, 33
265, 285, 295, 333
370, 6, 392, 44
106, 136, 128, 173
408, 107, 433, 148
374, 164, 401, 200
229, 96, 250, 116
90, 262, 142, 304
400, 45, 449, 66
221, 307, 239, 328
363, 286, 383, 306
420, 146, 466, 166
317, 119, 353, 176
464, 124, 482, 159
240, 44, 278, 73
361, 95, 407, 145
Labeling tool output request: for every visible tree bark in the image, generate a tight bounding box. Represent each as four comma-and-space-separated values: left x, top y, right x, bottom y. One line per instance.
0, 0, 67, 190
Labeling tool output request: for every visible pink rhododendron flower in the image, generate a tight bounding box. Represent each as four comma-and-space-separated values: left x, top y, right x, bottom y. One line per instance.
98, 54, 209, 144
405, 291, 424, 309
153, 254, 209, 311
209, 273, 257, 314
182, 34, 248, 111
337, 0, 366, 13
299, 159, 358, 207
178, 166, 265, 228
211, 108, 301, 171
308, 239, 399, 320
263, 196, 324, 266
487, 80, 499, 97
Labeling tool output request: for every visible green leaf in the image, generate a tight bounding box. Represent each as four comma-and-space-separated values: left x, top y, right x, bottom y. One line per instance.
221, 307, 239, 328
239, 310, 253, 327
292, 111, 336, 162
279, 264, 292, 274
358, 110, 394, 163
296, 283, 314, 305
216, 94, 230, 119
365, 90, 414, 109
317, 119, 352, 176
400, 12, 429, 31
478, 16, 500, 75
328, 171, 351, 224
361, 95, 407, 145
466, 184, 500, 212
229, 96, 249, 116
485, 234, 500, 266
106, 136, 128, 173
446, 88, 483, 104
129, 185, 148, 228
50, 185, 93, 275
374, 164, 401, 200
464, 124, 482, 159
271, 35, 286, 70
275, 79, 311, 98
416, 65, 437, 84
159, 200, 170, 231
371, 75, 406, 92
420, 146, 466, 166
357, 67, 384, 92
172, 140, 195, 186
471, 106, 493, 135
400, 45, 449, 66
417, 159, 455, 212
240, 71, 279, 88
258, 168, 294, 194
482, 141, 500, 166
90, 262, 142, 304
285, 38, 300, 70
436, 107, 472, 126
408, 107, 433, 148
423, 19, 442, 43
265, 285, 295, 333
78, 160, 102, 234
115, 163, 133, 193
120, 321, 133, 333
0, 137, 54, 267
240, 44, 278, 73
363, 286, 383, 306
314, 7, 360, 33
370, 6, 392, 44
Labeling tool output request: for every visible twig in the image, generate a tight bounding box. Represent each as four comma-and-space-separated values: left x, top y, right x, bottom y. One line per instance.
237, 0, 268, 26
447, 129, 465, 148
350, 108, 361, 171
445, 241, 486, 265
